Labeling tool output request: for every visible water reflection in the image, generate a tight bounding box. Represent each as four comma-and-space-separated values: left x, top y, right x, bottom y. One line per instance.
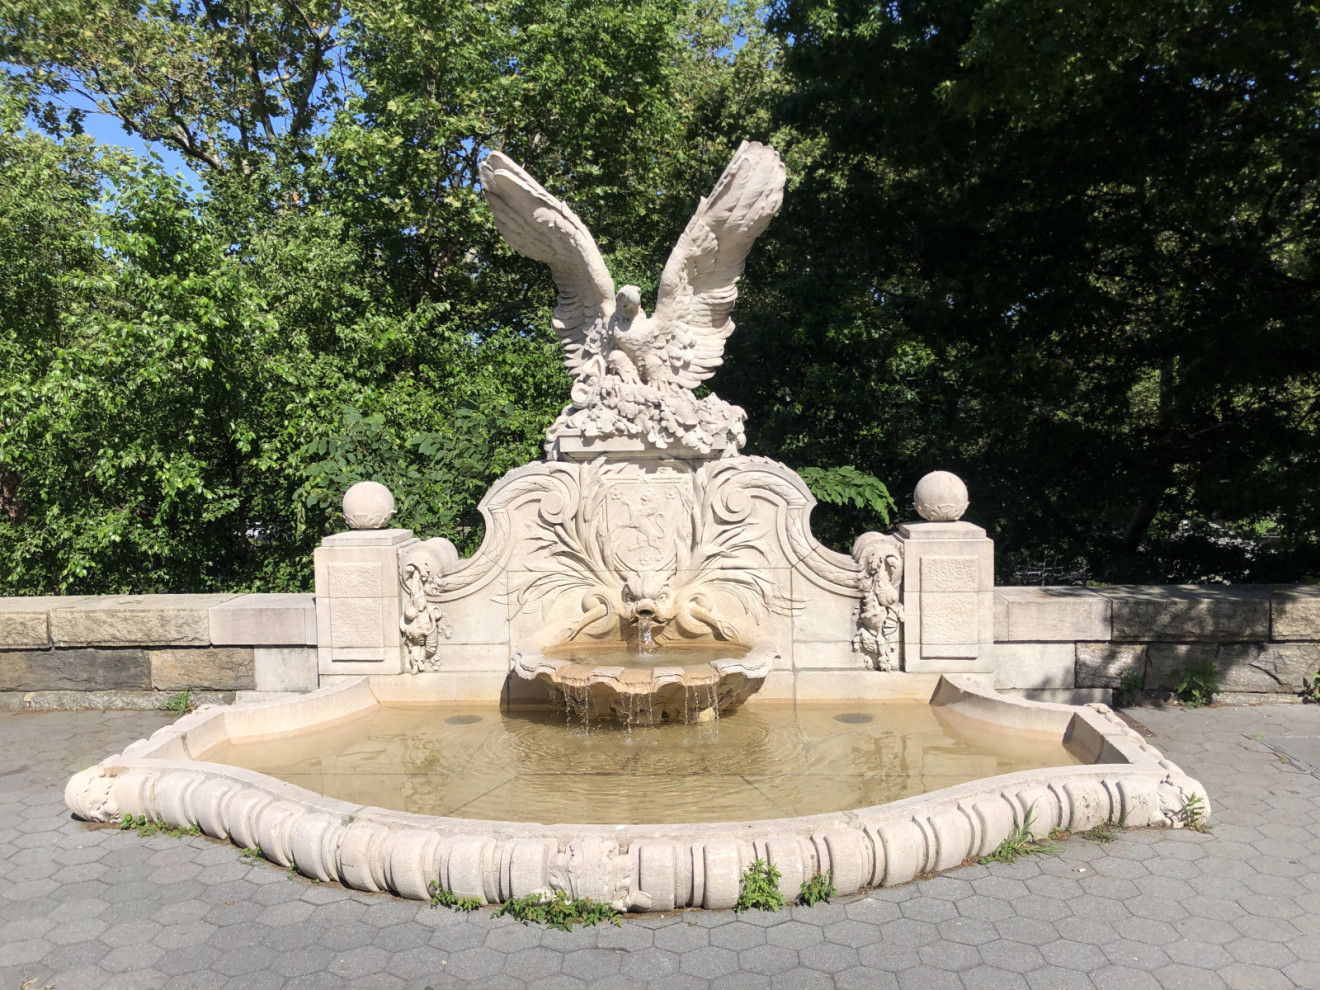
199, 702, 1083, 825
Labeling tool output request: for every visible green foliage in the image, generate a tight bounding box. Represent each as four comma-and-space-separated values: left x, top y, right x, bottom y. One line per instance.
427, 881, 481, 913
1113, 667, 1146, 708
1172, 659, 1219, 708
734, 859, 786, 913
118, 814, 201, 839
980, 804, 1057, 865
0, 0, 759, 596
749, 0, 1320, 582
1180, 793, 1212, 833
1082, 822, 1118, 843
157, 691, 193, 716
240, 846, 264, 862
796, 870, 835, 908
1303, 671, 1320, 704
4, 0, 1319, 592
491, 890, 622, 931
797, 466, 895, 526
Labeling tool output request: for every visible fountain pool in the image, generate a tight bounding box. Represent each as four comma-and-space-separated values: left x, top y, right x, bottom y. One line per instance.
65, 142, 1210, 913
196, 699, 1085, 825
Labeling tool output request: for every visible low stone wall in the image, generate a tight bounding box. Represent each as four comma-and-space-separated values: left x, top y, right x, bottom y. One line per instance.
0, 594, 317, 709
4, 585, 1318, 707
994, 585, 1320, 704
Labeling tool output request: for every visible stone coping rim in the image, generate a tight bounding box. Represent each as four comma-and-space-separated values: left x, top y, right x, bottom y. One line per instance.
65, 674, 1210, 911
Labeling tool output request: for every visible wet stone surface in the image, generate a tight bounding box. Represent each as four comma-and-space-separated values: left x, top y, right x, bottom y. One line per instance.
3, 703, 1318, 989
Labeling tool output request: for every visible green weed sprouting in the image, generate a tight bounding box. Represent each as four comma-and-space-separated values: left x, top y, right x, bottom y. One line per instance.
797, 870, 836, 907
1181, 793, 1212, 833
491, 889, 622, 931
427, 880, 481, 913
118, 814, 200, 839
734, 859, 786, 913
980, 803, 1058, 864
158, 691, 193, 715
1172, 659, 1218, 707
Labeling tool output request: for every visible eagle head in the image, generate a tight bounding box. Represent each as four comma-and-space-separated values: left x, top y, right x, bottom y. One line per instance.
615, 285, 642, 322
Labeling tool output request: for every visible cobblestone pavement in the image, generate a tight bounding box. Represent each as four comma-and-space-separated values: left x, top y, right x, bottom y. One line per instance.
3, 702, 1318, 990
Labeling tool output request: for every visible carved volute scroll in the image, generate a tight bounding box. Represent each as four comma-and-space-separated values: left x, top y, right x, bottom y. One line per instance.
851, 532, 905, 671
398, 537, 459, 672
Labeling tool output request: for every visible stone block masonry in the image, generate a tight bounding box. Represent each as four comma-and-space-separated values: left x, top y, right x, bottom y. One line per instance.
997, 584, 1320, 703
2, 583, 1319, 706
0, 594, 316, 708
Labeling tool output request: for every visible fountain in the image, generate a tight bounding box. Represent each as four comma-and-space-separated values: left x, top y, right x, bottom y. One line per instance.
65, 143, 1210, 912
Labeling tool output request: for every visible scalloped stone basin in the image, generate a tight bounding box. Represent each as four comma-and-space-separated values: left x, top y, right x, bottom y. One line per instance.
66, 676, 1210, 912
512, 641, 776, 723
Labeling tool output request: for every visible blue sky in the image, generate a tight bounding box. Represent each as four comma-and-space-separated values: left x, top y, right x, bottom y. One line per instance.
62, 89, 202, 195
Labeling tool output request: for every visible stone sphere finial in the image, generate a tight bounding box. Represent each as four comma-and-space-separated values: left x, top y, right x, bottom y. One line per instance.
343, 481, 396, 530
913, 471, 969, 522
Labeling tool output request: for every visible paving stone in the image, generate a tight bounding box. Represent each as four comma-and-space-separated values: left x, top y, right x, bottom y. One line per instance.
712, 922, 767, 950
897, 964, 964, 989
563, 947, 626, 980
770, 968, 834, 990
622, 947, 681, 980
856, 942, 922, 971
5, 704, 1320, 989
763, 921, 825, 949
936, 917, 1001, 947
1218, 963, 1295, 990
504, 945, 564, 978
680, 944, 740, 977
917, 940, 981, 971
713, 971, 772, 990
446, 944, 511, 981
961, 968, 1031, 990
737, 943, 801, 976
271, 945, 336, 978
1025, 966, 1098, 990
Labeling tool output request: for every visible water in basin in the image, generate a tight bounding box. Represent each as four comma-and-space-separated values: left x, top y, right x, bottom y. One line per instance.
199, 701, 1086, 825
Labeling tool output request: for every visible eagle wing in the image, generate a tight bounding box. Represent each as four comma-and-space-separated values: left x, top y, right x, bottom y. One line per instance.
650, 141, 785, 389
480, 151, 615, 375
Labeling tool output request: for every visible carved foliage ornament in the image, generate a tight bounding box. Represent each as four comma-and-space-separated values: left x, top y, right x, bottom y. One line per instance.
851, 532, 904, 671
480, 141, 785, 456
516, 458, 796, 645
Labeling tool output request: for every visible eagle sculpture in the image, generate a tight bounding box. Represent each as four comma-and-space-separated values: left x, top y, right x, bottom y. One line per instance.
480, 141, 785, 458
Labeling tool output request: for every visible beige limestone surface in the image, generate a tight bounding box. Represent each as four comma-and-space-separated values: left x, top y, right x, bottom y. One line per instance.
0, 596, 88, 648
49, 594, 238, 647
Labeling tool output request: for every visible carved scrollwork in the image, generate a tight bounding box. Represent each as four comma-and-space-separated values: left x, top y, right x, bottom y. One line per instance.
851, 532, 905, 671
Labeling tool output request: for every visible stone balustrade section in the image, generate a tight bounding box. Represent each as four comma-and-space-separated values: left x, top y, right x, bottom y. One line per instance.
0, 593, 318, 708
3, 584, 1319, 706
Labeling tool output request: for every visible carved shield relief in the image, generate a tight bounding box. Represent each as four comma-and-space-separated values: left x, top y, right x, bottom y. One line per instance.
604, 480, 693, 573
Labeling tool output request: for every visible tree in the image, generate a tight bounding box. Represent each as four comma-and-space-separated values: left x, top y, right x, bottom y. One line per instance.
0, 1, 795, 593
2, 0, 346, 174
741, 0, 1320, 580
